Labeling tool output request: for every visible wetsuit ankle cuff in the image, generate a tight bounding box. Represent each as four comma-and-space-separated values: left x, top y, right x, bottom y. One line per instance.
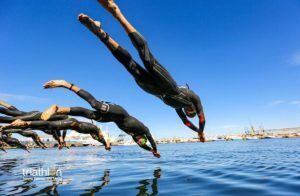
100, 32, 109, 42
69, 83, 74, 90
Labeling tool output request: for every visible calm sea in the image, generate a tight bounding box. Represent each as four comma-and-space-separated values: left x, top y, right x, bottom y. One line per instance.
0, 138, 299, 195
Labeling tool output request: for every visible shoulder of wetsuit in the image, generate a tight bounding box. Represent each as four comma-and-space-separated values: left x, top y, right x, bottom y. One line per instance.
184, 89, 200, 101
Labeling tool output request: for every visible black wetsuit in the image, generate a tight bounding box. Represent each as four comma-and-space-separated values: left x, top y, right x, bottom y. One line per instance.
63, 89, 157, 152
2, 118, 107, 146
93, 29, 205, 133
2, 129, 46, 148
0, 133, 28, 151
103, 32, 203, 110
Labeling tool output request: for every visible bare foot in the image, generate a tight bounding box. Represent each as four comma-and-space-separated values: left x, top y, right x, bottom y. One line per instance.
0, 100, 10, 108
153, 151, 161, 158
98, 0, 120, 16
78, 13, 102, 34
43, 80, 69, 89
58, 144, 63, 150
11, 119, 27, 127
41, 105, 58, 120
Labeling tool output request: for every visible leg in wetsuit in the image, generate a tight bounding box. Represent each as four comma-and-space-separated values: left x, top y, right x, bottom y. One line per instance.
0, 100, 19, 111
0, 107, 68, 121
0, 106, 32, 117
78, 1, 206, 141
0, 100, 68, 121
0, 112, 67, 124
78, 14, 178, 97
78, 0, 182, 97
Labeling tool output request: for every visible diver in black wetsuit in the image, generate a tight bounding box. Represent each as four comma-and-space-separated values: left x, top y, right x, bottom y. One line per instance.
76, 0, 206, 142
1, 118, 110, 150
42, 80, 160, 158
0, 128, 30, 152
2, 129, 47, 149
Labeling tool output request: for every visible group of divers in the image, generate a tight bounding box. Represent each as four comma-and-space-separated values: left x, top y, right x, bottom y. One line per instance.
0, 0, 206, 158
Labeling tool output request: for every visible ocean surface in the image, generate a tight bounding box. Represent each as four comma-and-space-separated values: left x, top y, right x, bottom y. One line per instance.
0, 138, 299, 195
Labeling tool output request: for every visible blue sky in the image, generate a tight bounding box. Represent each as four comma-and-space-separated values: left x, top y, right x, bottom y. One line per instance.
1, 0, 300, 138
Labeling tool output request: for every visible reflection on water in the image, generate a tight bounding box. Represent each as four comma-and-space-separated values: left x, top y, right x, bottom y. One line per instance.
82, 169, 110, 195
136, 168, 161, 196
0, 138, 300, 195
0, 158, 23, 174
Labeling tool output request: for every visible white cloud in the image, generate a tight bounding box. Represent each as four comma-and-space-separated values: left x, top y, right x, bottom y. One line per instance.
0, 93, 48, 103
265, 100, 300, 107
290, 52, 300, 66
290, 100, 300, 105
266, 100, 285, 107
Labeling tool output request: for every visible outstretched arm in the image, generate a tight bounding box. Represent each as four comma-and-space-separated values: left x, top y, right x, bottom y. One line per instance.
137, 142, 152, 151
144, 129, 157, 152
16, 129, 47, 149
192, 98, 206, 142
176, 109, 199, 132
133, 129, 160, 158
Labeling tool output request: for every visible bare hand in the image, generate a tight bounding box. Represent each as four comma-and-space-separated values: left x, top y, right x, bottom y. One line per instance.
153, 151, 161, 158
58, 144, 63, 150
11, 119, 27, 127
198, 132, 206, 143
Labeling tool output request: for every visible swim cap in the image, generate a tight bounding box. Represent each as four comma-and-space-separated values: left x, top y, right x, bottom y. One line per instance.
134, 135, 147, 145
184, 106, 197, 118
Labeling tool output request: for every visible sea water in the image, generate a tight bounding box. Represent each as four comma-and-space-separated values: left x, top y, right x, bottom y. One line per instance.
0, 138, 299, 195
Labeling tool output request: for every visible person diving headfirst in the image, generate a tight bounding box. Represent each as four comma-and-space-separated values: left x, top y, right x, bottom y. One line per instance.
41, 80, 160, 158
77, 0, 206, 142
0, 127, 30, 153
2, 129, 47, 149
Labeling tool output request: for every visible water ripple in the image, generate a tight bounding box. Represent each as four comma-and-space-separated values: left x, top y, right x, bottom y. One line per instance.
0, 138, 299, 195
